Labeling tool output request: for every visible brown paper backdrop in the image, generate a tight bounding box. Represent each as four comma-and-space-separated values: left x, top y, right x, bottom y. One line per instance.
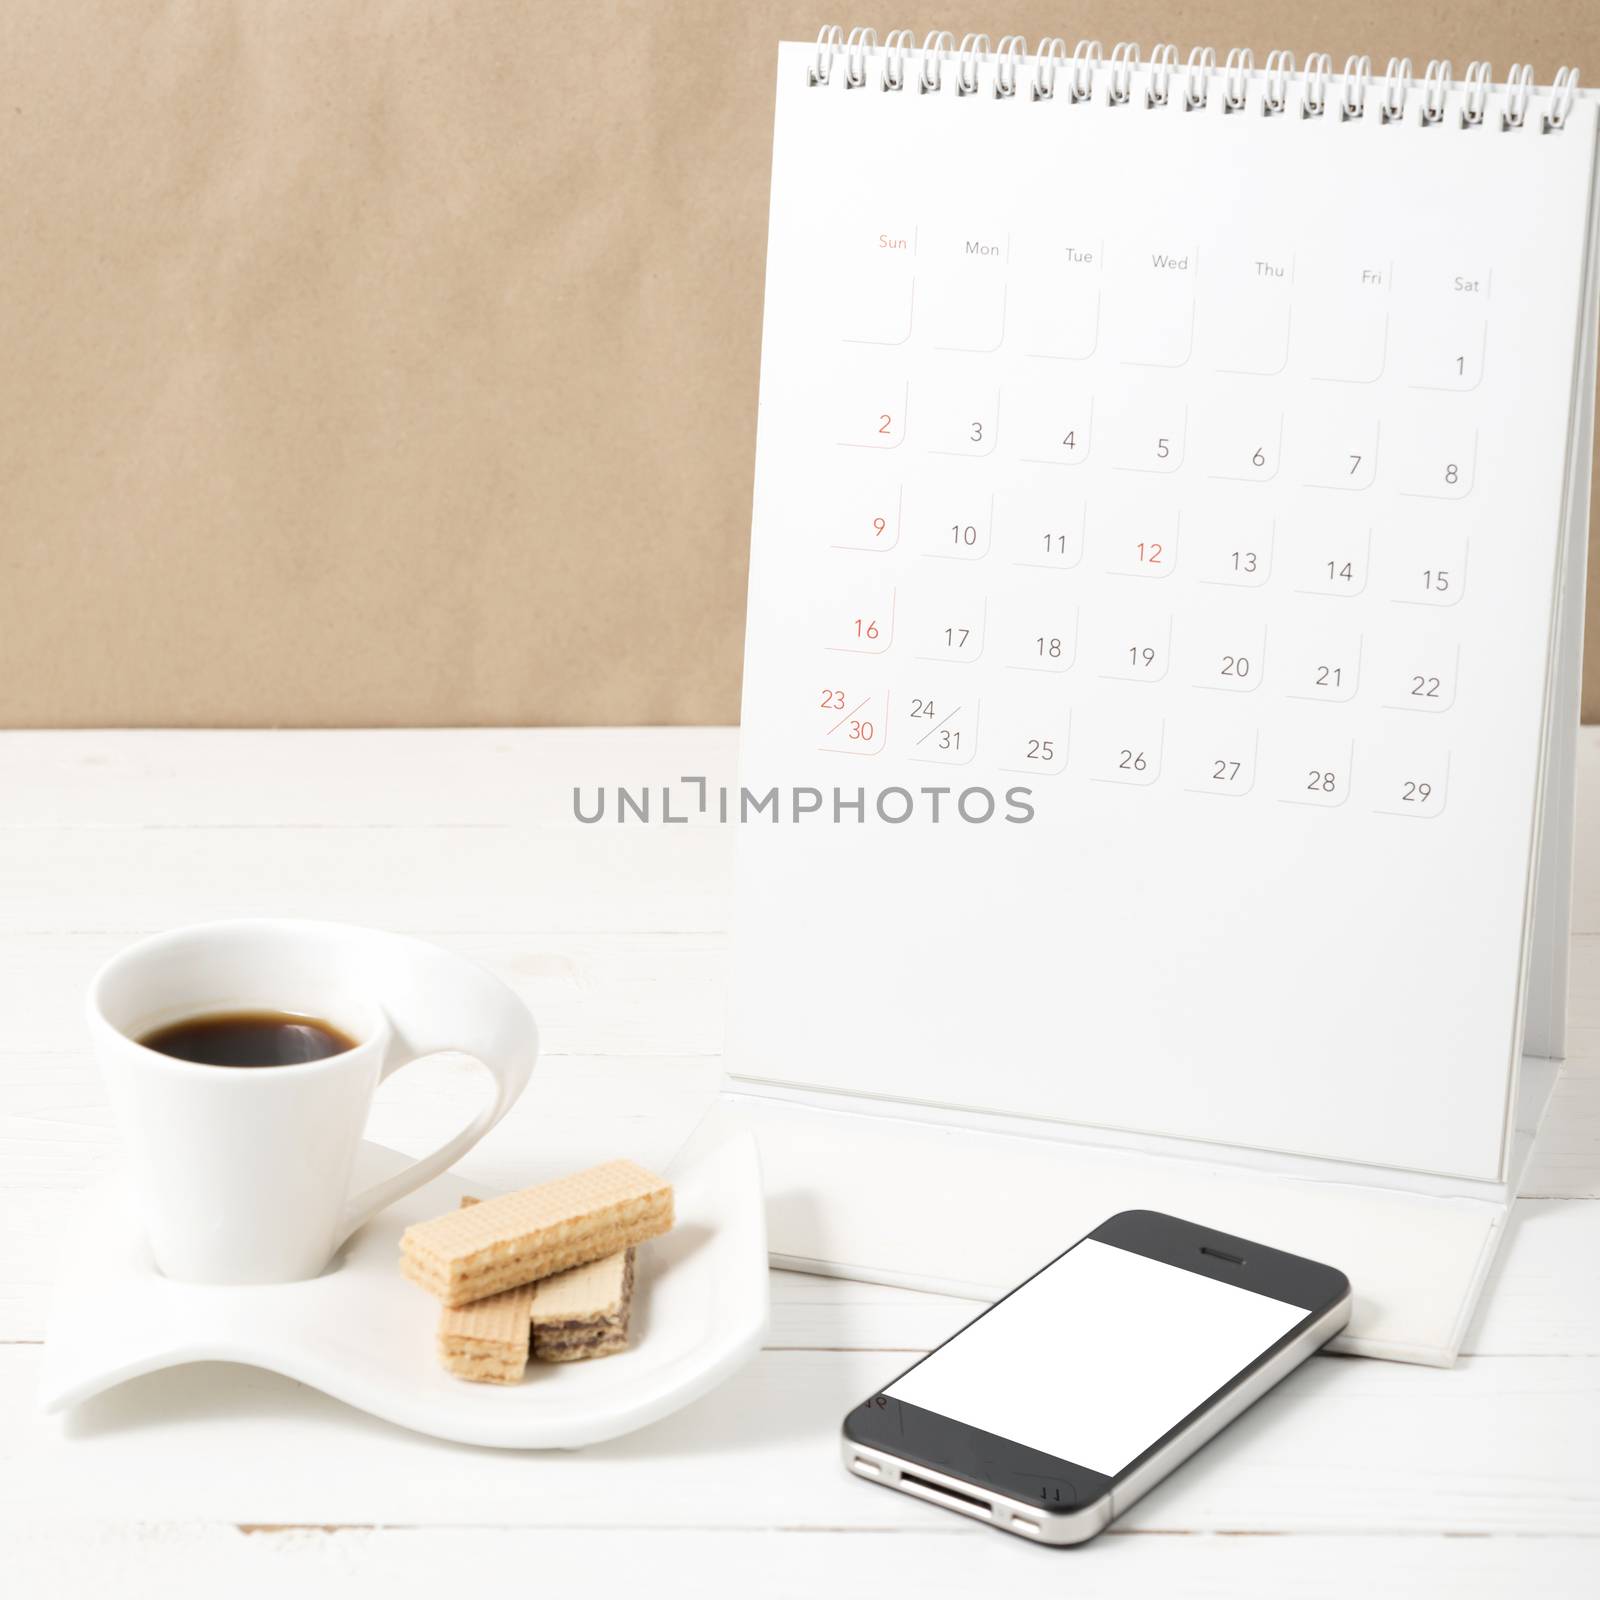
1, 2, 1596, 727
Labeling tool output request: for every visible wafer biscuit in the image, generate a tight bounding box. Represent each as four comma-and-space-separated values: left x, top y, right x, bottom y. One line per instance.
436, 1279, 537, 1384
434, 1196, 532, 1385
402, 1159, 673, 1307
532, 1246, 636, 1363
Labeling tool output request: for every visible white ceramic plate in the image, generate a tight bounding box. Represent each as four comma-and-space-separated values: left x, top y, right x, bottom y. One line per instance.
37, 1128, 768, 1448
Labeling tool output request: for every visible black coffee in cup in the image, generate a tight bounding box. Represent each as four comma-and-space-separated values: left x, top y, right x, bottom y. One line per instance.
139, 1010, 357, 1068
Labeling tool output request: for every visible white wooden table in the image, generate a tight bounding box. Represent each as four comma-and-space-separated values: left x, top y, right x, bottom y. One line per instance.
2, 728, 1596, 1598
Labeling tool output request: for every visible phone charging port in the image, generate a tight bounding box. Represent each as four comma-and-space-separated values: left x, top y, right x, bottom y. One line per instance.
899, 1470, 992, 1517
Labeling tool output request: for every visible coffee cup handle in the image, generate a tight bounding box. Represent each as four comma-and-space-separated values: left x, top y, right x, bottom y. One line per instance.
337, 941, 538, 1244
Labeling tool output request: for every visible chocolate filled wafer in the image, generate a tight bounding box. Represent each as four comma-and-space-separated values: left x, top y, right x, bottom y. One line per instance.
402, 1159, 673, 1308
436, 1197, 639, 1378
531, 1246, 636, 1362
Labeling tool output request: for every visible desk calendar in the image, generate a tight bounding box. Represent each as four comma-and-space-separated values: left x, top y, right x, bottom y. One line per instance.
717, 33, 1600, 1364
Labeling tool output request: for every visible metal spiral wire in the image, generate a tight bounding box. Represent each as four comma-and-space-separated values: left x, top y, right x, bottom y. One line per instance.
806, 27, 1581, 129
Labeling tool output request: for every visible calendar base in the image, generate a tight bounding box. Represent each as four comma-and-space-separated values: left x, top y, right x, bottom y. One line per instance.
680, 1060, 1561, 1367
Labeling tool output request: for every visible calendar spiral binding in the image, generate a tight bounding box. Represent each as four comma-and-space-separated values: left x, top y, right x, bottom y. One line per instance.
809, 27, 1584, 132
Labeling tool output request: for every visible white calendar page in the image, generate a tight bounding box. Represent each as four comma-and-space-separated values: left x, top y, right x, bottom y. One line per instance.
732, 45, 1600, 1185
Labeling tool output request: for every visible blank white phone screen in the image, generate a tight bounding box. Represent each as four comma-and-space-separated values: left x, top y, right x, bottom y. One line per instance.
885, 1239, 1309, 1477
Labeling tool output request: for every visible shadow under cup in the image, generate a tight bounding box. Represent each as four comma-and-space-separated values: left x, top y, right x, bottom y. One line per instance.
90, 922, 394, 1285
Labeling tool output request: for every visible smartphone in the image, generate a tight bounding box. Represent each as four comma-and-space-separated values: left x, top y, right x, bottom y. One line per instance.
841, 1209, 1351, 1545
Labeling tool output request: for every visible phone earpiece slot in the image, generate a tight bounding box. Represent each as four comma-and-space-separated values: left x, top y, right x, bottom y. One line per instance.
1200, 1245, 1246, 1264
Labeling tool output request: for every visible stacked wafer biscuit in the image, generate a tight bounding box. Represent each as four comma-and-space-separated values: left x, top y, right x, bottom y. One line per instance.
402, 1159, 673, 1385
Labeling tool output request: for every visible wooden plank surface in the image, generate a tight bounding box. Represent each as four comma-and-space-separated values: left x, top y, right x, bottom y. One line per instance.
1, 729, 1597, 1596
9, 1526, 1598, 1600
2, 1347, 1596, 1534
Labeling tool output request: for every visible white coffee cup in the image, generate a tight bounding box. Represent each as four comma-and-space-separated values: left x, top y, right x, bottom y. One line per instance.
88, 919, 537, 1285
